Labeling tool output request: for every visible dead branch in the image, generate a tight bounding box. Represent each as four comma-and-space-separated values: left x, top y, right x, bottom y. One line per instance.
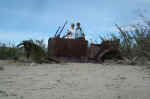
54, 26, 61, 37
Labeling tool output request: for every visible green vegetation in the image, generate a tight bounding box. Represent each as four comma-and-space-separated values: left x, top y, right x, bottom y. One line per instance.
0, 39, 47, 63
0, 42, 23, 60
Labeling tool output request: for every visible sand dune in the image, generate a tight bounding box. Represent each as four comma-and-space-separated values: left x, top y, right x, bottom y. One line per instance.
0, 60, 150, 99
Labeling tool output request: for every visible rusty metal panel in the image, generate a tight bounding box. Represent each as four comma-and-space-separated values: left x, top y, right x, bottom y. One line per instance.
88, 44, 100, 58
48, 38, 88, 57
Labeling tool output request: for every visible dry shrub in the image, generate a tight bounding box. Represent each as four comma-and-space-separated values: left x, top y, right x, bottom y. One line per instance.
99, 19, 150, 65
17, 40, 47, 63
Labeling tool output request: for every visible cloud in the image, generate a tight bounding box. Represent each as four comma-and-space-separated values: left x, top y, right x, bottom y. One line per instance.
0, 31, 50, 45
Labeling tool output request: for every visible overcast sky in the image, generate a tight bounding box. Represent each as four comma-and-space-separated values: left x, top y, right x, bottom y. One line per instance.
0, 0, 150, 44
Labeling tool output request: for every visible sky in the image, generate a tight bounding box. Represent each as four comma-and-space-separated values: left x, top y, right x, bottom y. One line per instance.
0, 0, 150, 44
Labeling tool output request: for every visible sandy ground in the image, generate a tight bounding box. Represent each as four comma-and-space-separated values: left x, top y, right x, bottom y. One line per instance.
0, 60, 150, 99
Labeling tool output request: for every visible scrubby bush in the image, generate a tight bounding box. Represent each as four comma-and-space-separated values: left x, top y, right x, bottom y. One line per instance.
0, 39, 50, 63
99, 19, 150, 64
17, 39, 47, 63
0, 42, 22, 60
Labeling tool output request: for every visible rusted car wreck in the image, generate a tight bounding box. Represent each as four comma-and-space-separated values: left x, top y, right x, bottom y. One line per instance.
48, 37, 122, 62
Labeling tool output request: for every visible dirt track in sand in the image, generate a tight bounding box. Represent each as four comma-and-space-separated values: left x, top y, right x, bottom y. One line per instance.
0, 60, 150, 99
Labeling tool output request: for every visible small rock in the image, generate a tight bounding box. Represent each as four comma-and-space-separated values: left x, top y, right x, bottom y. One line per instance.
56, 80, 61, 83
0, 66, 4, 71
117, 95, 121, 99
120, 77, 126, 80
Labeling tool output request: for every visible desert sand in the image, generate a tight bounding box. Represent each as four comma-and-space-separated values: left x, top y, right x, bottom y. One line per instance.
0, 60, 150, 99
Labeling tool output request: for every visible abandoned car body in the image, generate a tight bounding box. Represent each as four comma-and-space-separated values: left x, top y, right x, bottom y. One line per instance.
48, 38, 122, 62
